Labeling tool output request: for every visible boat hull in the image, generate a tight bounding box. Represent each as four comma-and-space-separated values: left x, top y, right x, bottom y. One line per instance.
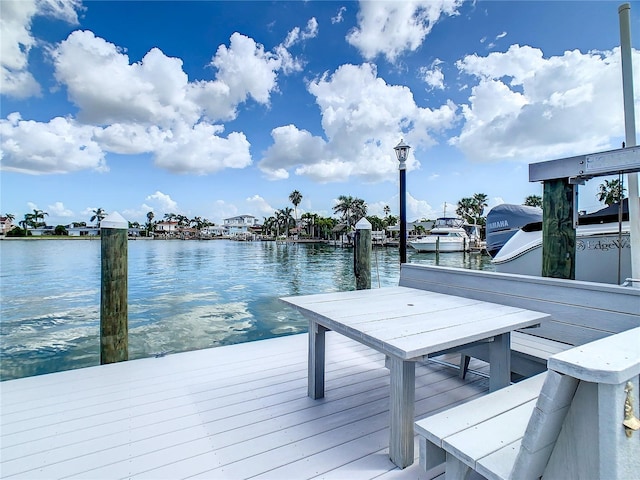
409, 238, 469, 252
492, 224, 631, 284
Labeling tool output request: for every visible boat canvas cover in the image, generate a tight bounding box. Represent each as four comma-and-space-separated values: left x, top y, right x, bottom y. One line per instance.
486, 204, 542, 257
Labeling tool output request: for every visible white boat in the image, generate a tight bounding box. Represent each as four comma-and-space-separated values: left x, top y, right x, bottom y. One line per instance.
492, 201, 632, 284
409, 217, 477, 253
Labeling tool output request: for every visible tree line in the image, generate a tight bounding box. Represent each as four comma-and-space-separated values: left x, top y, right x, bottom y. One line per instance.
3, 180, 626, 238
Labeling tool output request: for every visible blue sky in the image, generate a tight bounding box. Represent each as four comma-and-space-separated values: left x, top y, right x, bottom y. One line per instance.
1, 0, 639, 226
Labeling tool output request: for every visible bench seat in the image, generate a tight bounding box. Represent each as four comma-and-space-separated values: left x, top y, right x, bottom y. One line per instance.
459, 331, 573, 380
416, 327, 640, 480
416, 374, 546, 478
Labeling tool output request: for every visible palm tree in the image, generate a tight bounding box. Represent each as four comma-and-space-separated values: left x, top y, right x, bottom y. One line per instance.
146, 211, 155, 235
596, 179, 626, 206
289, 190, 303, 229
472, 193, 488, 225
301, 212, 319, 238
90, 208, 107, 226
456, 197, 475, 224
524, 195, 543, 208
262, 216, 276, 238
176, 214, 189, 227
383, 205, 391, 218
32, 209, 48, 227
276, 208, 295, 238
333, 195, 367, 229
19, 213, 34, 234
4, 213, 15, 223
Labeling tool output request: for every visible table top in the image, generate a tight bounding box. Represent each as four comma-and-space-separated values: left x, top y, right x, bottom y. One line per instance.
281, 286, 549, 360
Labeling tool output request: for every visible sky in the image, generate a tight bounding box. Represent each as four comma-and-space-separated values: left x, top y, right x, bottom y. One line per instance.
1, 0, 639, 227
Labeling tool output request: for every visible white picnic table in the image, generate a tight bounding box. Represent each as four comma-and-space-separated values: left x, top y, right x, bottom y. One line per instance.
281, 286, 549, 469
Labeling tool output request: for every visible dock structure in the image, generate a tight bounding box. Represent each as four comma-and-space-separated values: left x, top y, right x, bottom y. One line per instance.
0, 332, 489, 479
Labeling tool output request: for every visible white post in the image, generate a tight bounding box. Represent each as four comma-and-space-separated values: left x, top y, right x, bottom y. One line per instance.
619, 3, 640, 282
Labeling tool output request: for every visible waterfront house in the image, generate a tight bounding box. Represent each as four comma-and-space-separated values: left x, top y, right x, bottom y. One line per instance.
155, 220, 179, 237
223, 214, 259, 237
66, 225, 100, 236
0, 216, 14, 235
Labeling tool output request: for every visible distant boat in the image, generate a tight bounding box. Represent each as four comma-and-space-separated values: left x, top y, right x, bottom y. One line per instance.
492, 200, 632, 284
409, 217, 478, 253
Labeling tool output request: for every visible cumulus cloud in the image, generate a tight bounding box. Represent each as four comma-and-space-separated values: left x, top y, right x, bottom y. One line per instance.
0, 0, 82, 99
260, 63, 457, 183
3, 29, 298, 175
451, 45, 639, 162
153, 123, 252, 175
0, 112, 107, 174
52, 31, 201, 126
47, 201, 74, 218
145, 191, 179, 214
51, 30, 288, 125
347, 0, 463, 62
259, 125, 328, 180
407, 192, 438, 220
284, 17, 319, 48
245, 195, 274, 217
420, 59, 445, 90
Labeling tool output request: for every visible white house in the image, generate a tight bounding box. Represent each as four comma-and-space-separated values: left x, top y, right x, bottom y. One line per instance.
154, 221, 179, 236
66, 225, 100, 236
223, 215, 259, 236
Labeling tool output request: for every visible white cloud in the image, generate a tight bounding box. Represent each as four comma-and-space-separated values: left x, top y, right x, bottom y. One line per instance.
203, 32, 282, 115
407, 192, 438, 220
420, 59, 445, 90
284, 17, 319, 48
51, 31, 201, 126
145, 191, 179, 214
47, 201, 74, 218
245, 195, 274, 217
0, 113, 108, 174
451, 45, 639, 162
43, 30, 283, 175
259, 63, 457, 183
0, 0, 82, 99
153, 123, 252, 175
259, 125, 328, 180
332, 6, 346, 24
347, 0, 463, 62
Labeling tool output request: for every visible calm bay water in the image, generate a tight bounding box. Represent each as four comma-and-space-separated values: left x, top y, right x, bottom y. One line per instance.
0, 239, 494, 381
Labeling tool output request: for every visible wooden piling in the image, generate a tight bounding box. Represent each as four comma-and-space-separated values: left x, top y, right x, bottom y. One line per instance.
355, 218, 372, 290
100, 212, 129, 364
542, 179, 576, 279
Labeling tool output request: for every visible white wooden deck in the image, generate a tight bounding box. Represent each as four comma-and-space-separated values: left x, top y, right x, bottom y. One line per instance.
0, 332, 490, 479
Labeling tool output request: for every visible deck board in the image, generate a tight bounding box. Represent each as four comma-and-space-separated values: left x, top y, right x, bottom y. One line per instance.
1, 332, 489, 479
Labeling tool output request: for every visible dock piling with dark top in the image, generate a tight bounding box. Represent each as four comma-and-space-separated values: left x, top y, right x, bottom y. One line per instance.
100, 212, 129, 364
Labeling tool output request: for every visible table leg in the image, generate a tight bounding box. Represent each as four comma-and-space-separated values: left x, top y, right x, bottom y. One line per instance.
308, 321, 327, 399
388, 356, 416, 468
489, 332, 511, 392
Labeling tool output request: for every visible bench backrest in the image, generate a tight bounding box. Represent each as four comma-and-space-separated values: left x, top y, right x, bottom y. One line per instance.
399, 264, 640, 346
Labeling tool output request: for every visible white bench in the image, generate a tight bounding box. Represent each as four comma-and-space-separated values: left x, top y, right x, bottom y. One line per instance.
399, 264, 640, 378
415, 327, 640, 479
